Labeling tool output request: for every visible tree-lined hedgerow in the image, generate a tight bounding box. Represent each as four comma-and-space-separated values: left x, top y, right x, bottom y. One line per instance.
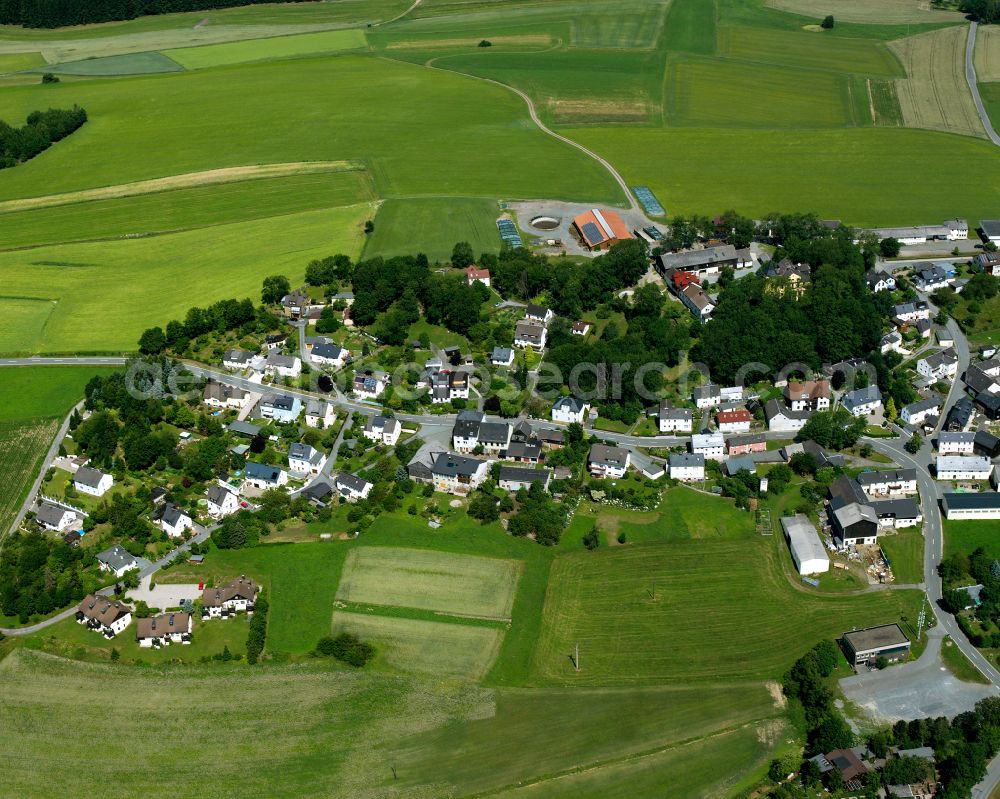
0, 0, 313, 29
0, 107, 86, 168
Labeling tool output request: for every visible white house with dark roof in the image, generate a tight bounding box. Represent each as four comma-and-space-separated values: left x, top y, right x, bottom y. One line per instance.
203, 380, 249, 410
353, 373, 388, 399
74, 466, 113, 497
841, 386, 882, 417
764, 399, 810, 433
77, 594, 131, 638
936, 456, 993, 481
136, 611, 192, 648
659, 402, 693, 433
334, 472, 373, 502
264, 353, 302, 379
691, 432, 725, 460
206, 484, 239, 518
938, 431, 976, 455
552, 396, 589, 424
669, 452, 704, 482
900, 397, 940, 427
893, 301, 931, 323
693, 384, 721, 409
304, 399, 336, 429
679, 283, 715, 321
35, 501, 76, 531
866, 270, 895, 293
288, 442, 326, 475
223, 349, 254, 371
588, 444, 630, 479
155, 502, 193, 538
260, 394, 302, 423
364, 415, 401, 446
490, 346, 515, 367
524, 304, 553, 325
311, 342, 348, 369
431, 452, 490, 494
243, 462, 288, 491
513, 321, 547, 350
917, 349, 959, 381
498, 466, 551, 492
96, 545, 139, 578
857, 469, 918, 498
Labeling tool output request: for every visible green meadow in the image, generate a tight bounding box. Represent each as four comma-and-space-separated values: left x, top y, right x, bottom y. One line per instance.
165, 28, 369, 69
362, 197, 502, 261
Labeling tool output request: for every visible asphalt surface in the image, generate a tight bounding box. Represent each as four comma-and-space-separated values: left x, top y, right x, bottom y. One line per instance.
966, 22, 1000, 146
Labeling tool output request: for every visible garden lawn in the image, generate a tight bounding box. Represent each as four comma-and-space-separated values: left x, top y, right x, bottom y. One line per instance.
332, 611, 504, 680
362, 196, 502, 262
879, 527, 925, 584
335, 546, 522, 618
945, 518, 1000, 559
0, 205, 372, 354
532, 539, 925, 684
565, 126, 1000, 226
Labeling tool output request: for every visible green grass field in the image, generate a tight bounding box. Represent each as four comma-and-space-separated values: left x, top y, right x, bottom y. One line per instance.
0, 297, 54, 353
40, 52, 183, 75
332, 610, 505, 680
0, 170, 374, 250
165, 28, 368, 69
0, 204, 370, 354
945, 518, 1000, 559
879, 528, 925, 584
532, 539, 924, 685
362, 197, 501, 262
336, 546, 522, 619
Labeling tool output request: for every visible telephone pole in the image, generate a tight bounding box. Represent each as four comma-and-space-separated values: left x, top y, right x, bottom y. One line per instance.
574, 643, 580, 672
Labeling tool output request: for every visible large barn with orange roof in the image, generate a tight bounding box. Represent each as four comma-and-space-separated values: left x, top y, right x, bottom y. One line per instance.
572, 209, 633, 251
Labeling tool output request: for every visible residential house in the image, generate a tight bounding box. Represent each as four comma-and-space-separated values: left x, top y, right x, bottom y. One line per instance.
229, 420, 261, 439
288, 443, 326, 476
513, 320, 547, 350
452, 410, 485, 453
490, 346, 515, 367
505, 440, 542, 463
841, 386, 882, 417
764, 258, 812, 296
937, 328, 956, 349
96, 545, 139, 578
243, 462, 288, 491
536, 428, 565, 447
364, 415, 401, 446
498, 466, 551, 492
727, 433, 766, 456
857, 469, 918, 498
353, 373, 388, 399
223, 349, 254, 371
426, 368, 470, 404
828, 475, 879, 547
478, 422, 512, 455
917, 349, 959, 381
155, 502, 192, 538
938, 431, 976, 455
430, 452, 490, 494
693, 384, 722, 409
524, 304, 553, 325
588, 444, 630, 479
785, 379, 831, 412
206, 484, 239, 518
870, 498, 923, 529
945, 397, 976, 432
691, 432, 725, 461
723, 456, 757, 476
866, 270, 895, 293
76, 595, 131, 638
936, 456, 992, 481
552, 396, 589, 424
74, 466, 113, 497
280, 289, 312, 319
669, 452, 704, 482
263, 333, 287, 351
900, 397, 940, 427
881, 330, 905, 355
973, 251, 1000, 275
658, 402, 693, 433
202, 576, 258, 619
912, 263, 951, 292
764, 399, 811, 432
35, 501, 76, 532
334, 472, 373, 502
679, 282, 715, 321
716, 408, 752, 434
264, 353, 302, 379
465, 266, 491, 287
311, 343, 348, 369
571, 321, 591, 336
203, 380, 249, 410
260, 394, 302, 423
304, 399, 336, 429
893, 301, 931, 323
303, 481, 333, 507
136, 612, 192, 648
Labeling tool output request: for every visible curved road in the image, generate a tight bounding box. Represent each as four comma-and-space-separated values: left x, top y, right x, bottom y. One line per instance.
966, 22, 1000, 146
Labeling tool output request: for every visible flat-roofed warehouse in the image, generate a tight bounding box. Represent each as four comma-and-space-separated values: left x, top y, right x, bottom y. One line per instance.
780, 514, 830, 575
572, 208, 633, 251
842, 623, 910, 667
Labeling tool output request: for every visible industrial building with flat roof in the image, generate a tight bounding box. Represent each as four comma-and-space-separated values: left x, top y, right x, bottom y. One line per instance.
842, 623, 910, 667
780, 515, 830, 576
942, 492, 1000, 520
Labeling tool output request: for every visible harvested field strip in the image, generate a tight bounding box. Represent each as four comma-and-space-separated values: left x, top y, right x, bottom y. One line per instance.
975, 23, 1000, 82
335, 546, 522, 619
870, 78, 904, 126
386, 34, 552, 49
0, 161, 365, 214
332, 611, 505, 680
764, 0, 964, 24
0, 418, 59, 535
890, 25, 985, 138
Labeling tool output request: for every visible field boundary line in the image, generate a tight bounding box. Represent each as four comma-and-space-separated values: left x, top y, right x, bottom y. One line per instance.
0, 160, 366, 214
335, 600, 512, 627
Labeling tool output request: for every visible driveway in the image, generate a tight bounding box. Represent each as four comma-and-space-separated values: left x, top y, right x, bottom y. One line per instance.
841, 628, 998, 721
127, 575, 201, 611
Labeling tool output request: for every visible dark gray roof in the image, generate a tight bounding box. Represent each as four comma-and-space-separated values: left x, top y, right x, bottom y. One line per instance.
304, 481, 333, 502
657, 244, 737, 272
525, 303, 549, 319
479, 422, 510, 444
498, 466, 551, 485
158, 502, 189, 527
842, 386, 882, 409
36, 502, 70, 527
724, 456, 756, 476
262, 394, 296, 411
491, 346, 514, 362
553, 396, 586, 414
842, 624, 909, 652
944, 492, 1000, 510
506, 441, 541, 459
870, 498, 921, 519
312, 342, 345, 361
207, 484, 234, 505
97, 545, 137, 572
669, 453, 704, 468
589, 443, 629, 467
288, 442, 322, 464
74, 465, 108, 488
229, 421, 261, 437
659, 402, 693, 419
245, 462, 282, 482
335, 472, 371, 494
857, 469, 916, 486
432, 452, 486, 478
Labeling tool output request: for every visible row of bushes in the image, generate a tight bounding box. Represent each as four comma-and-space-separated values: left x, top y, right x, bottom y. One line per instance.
0, 106, 86, 168
0, 0, 313, 28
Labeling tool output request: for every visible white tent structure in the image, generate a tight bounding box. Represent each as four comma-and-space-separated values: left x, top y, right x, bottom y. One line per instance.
780, 514, 830, 576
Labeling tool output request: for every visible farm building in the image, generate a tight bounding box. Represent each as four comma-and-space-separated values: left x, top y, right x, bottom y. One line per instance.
656, 244, 737, 276
780, 515, 830, 576
942, 492, 1000, 520
866, 220, 967, 245
935, 456, 992, 481
980, 219, 1000, 244
841, 624, 910, 667
572, 209, 633, 251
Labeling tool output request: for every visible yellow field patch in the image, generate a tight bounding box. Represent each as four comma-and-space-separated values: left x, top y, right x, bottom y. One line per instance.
386, 34, 551, 49
766, 0, 963, 24
890, 26, 986, 139
0, 160, 364, 214
975, 24, 1000, 82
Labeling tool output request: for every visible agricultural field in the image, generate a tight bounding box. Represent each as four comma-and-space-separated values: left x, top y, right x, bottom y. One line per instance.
332, 611, 505, 680
361, 197, 502, 262
889, 25, 986, 139
40, 52, 183, 76
976, 23, 1000, 82
0, 205, 372, 354
532, 539, 924, 685
765, 0, 963, 24
0, 418, 59, 535
165, 28, 368, 69
336, 547, 522, 619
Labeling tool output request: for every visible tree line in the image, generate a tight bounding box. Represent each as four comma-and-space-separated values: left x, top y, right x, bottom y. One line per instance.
0, 106, 86, 168
0, 531, 97, 623
0, 0, 312, 28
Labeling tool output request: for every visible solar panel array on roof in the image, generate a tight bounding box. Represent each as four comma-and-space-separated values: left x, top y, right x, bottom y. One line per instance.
496, 219, 523, 248
633, 186, 665, 216
581, 221, 603, 246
